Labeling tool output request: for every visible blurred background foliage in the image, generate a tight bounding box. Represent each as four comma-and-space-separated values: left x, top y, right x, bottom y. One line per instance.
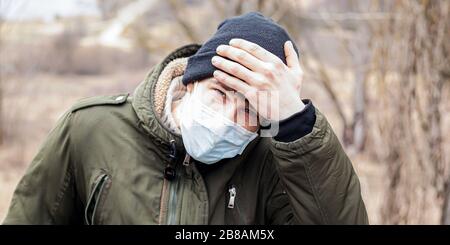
0, 0, 449, 224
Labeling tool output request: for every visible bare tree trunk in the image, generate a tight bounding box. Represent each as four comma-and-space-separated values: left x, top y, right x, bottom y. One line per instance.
374, 0, 449, 224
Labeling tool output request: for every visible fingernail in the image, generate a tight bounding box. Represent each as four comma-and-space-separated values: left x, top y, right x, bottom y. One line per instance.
229, 39, 238, 45
213, 70, 221, 78
216, 45, 225, 52
211, 56, 219, 64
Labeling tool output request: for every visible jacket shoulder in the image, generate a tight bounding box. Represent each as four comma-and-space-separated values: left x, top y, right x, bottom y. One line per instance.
70, 93, 130, 113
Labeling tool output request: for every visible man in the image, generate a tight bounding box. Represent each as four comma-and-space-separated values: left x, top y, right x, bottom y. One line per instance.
4, 12, 368, 224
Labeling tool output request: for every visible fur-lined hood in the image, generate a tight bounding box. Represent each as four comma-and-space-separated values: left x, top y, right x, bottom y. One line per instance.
131, 44, 200, 151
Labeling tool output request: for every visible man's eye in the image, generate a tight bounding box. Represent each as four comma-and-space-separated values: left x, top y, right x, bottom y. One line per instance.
245, 107, 257, 117
238, 107, 250, 115
214, 88, 226, 97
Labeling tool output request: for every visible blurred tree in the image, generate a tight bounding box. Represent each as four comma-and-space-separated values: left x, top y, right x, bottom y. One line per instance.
280, 0, 374, 153
167, 0, 200, 43
277, 0, 449, 224
370, 0, 449, 224
97, 0, 134, 20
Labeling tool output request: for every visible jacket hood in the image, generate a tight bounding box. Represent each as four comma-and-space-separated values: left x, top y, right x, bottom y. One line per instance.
131, 44, 201, 152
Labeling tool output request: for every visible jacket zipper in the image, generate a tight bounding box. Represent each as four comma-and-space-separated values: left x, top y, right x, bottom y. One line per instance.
167, 154, 192, 224
227, 185, 247, 224
90, 175, 109, 224
159, 141, 203, 224
159, 140, 181, 225
166, 165, 179, 225
85, 173, 109, 225
158, 177, 169, 224
228, 185, 236, 209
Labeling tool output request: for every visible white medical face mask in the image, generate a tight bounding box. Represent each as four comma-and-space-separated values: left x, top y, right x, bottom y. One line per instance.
179, 84, 258, 164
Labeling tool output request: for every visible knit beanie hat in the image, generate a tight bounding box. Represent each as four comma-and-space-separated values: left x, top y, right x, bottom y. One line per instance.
182, 11, 299, 85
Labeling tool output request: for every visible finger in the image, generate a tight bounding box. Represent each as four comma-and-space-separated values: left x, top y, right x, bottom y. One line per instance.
284, 41, 300, 69
211, 55, 257, 84
229, 38, 282, 64
216, 44, 266, 72
213, 70, 256, 101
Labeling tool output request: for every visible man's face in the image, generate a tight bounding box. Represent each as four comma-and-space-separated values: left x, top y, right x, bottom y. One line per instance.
186, 78, 259, 133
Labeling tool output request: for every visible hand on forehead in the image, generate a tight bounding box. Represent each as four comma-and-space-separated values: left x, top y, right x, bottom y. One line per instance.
210, 38, 304, 122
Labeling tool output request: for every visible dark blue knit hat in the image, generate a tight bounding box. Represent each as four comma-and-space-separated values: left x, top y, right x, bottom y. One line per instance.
182, 12, 299, 85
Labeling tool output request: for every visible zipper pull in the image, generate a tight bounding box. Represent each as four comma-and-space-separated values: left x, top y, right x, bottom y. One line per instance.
228, 185, 236, 209
183, 154, 191, 166
164, 165, 176, 181
165, 140, 177, 181
168, 139, 177, 162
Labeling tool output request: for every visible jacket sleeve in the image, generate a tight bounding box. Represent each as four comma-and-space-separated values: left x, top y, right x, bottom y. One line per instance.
3, 111, 81, 224
267, 107, 369, 225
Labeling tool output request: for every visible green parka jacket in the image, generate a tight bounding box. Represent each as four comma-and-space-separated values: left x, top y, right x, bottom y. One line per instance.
3, 44, 368, 225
